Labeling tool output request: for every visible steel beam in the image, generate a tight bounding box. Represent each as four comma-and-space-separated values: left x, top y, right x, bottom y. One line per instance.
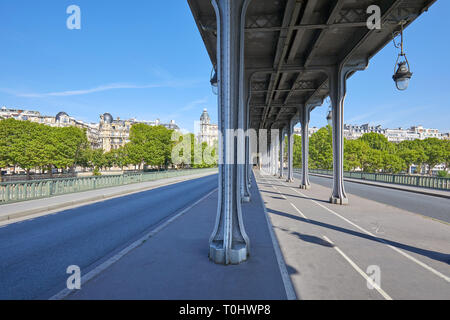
279, 127, 285, 179
286, 119, 294, 182
209, 0, 250, 265
299, 106, 311, 190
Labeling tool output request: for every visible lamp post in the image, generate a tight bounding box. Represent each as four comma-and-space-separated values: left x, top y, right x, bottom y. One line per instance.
393, 61, 413, 91
210, 68, 218, 95
392, 22, 413, 91
326, 106, 333, 127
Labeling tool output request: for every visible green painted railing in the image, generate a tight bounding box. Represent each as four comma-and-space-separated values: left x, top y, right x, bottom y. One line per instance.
293, 169, 450, 191
0, 168, 217, 205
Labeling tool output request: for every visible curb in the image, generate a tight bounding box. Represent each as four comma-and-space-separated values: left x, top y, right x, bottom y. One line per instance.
307, 173, 450, 200
0, 172, 217, 224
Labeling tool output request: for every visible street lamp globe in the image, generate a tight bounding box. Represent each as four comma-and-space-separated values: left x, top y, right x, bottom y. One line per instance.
393, 61, 413, 91
210, 69, 218, 95
326, 106, 332, 127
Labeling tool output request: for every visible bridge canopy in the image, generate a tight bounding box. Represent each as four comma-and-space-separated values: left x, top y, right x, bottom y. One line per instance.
188, 0, 435, 129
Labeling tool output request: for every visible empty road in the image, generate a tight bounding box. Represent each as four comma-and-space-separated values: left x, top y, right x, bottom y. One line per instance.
0, 174, 218, 300
294, 173, 450, 223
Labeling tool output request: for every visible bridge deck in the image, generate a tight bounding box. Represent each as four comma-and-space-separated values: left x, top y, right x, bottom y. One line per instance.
62, 169, 450, 300
66, 172, 289, 300
257, 171, 450, 299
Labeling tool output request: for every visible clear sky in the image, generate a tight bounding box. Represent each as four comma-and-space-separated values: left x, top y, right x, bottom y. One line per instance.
0, 0, 448, 133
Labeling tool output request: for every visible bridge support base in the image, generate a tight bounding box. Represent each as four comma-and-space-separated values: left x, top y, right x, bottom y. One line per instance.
330, 196, 349, 205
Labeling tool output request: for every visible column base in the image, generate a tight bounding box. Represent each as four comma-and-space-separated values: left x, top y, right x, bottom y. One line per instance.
329, 196, 349, 205
300, 184, 311, 190
209, 242, 248, 265
286, 178, 294, 183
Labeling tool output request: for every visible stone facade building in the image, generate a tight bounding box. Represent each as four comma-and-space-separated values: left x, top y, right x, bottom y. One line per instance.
198, 109, 218, 146
0, 106, 179, 152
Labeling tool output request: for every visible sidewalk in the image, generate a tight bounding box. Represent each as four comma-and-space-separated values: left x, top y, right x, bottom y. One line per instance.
257, 172, 450, 299
0, 170, 217, 224
307, 173, 450, 199
64, 172, 291, 300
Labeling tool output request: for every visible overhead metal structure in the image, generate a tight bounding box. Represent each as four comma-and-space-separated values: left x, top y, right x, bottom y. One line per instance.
187, 0, 436, 264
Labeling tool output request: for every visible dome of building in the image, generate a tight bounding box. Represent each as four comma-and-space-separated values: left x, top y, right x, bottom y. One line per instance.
200, 109, 210, 124
102, 113, 113, 124
55, 112, 69, 122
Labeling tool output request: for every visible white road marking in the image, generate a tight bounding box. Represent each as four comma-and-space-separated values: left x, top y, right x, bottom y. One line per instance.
276, 179, 450, 284
49, 188, 218, 300
257, 186, 298, 300
322, 236, 393, 300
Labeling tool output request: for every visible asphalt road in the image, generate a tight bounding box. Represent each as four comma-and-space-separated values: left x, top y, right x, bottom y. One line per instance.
294, 173, 450, 223
0, 174, 218, 300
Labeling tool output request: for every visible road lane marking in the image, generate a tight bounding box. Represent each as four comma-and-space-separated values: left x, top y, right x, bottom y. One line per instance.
270, 183, 310, 221
276, 179, 450, 284
49, 187, 218, 300
323, 236, 393, 300
256, 183, 298, 300
260, 173, 393, 299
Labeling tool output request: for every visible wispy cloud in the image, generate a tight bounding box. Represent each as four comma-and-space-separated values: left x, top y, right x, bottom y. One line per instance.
180, 97, 208, 111
0, 80, 201, 98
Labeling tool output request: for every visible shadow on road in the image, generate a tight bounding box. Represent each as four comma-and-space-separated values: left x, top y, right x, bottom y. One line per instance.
269, 208, 450, 265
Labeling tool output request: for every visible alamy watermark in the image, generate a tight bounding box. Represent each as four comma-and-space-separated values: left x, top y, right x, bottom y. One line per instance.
366, 265, 381, 290
66, 5, 81, 30
66, 265, 81, 290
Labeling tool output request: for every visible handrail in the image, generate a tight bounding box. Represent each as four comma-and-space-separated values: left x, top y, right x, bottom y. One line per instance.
293, 169, 450, 191
0, 168, 217, 205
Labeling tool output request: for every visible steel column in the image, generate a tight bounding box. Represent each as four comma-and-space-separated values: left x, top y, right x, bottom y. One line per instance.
300, 106, 311, 189
279, 128, 285, 179
329, 65, 348, 205
209, 0, 250, 265
241, 73, 251, 202
286, 120, 294, 182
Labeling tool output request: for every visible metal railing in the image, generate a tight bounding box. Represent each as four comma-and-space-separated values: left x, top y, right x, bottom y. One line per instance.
0, 168, 217, 205
293, 169, 450, 191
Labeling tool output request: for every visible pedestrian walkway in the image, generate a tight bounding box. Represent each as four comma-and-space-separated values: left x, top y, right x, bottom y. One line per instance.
0, 170, 217, 225
257, 171, 450, 299
63, 172, 290, 300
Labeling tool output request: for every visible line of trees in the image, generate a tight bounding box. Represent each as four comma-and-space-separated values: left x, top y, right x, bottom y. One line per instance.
0, 118, 217, 178
291, 126, 450, 176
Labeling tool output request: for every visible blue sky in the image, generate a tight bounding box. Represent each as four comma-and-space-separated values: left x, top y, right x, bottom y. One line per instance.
0, 0, 448, 133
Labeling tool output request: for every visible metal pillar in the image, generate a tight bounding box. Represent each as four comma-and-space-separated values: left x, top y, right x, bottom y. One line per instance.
209, 0, 250, 265
328, 64, 349, 205
272, 129, 279, 176
286, 120, 294, 182
241, 73, 251, 203
279, 128, 285, 179
299, 106, 311, 190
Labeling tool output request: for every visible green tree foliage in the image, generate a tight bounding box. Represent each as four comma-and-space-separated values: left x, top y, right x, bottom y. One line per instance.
309, 126, 333, 170
128, 124, 174, 170
292, 135, 302, 168
0, 119, 87, 177
421, 138, 446, 174
287, 125, 447, 176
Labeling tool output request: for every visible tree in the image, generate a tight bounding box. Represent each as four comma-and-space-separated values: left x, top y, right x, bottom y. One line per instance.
309, 126, 333, 170
381, 152, 404, 174
344, 139, 370, 171
292, 135, 302, 168
422, 138, 446, 175
360, 132, 394, 152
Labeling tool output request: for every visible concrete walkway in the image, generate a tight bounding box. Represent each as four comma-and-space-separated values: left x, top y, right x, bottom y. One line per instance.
0, 170, 217, 225
257, 171, 450, 300
64, 172, 290, 300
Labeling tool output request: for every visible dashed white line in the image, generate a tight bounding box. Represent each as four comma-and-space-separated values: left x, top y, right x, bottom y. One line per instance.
274, 178, 450, 284
322, 236, 393, 300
